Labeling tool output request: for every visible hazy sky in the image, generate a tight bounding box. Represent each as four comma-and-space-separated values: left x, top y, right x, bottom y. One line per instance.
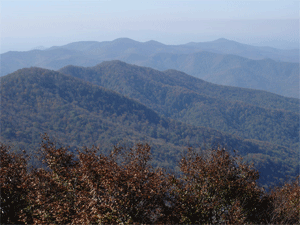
1, 0, 299, 53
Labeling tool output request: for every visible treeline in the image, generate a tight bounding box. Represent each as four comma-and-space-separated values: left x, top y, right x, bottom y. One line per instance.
1, 136, 299, 224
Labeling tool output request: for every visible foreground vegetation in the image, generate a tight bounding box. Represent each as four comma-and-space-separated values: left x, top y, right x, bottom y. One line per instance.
1, 136, 299, 224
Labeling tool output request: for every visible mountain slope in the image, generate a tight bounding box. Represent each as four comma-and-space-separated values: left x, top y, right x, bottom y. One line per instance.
1, 67, 298, 187
124, 51, 299, 98
185, 38, 299, 62
1, 38, 298, 98
59, 61, 299, 151
1, 48, 100, 76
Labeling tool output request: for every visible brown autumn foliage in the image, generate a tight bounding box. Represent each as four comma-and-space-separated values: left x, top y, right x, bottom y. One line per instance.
18, 136, 172, 224
170, 148, 271, 224
0, 144, 29, 224
269, 175, 300, 224
0, 135, 299, 224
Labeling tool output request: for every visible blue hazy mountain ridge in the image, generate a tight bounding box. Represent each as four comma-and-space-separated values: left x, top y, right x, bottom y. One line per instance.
49, 38, 299, 62
1, 67, 298, 187
139, 52, 299, 98
1, 38, 298, 98
185, 38, 299, 62
59, 61, 299, 152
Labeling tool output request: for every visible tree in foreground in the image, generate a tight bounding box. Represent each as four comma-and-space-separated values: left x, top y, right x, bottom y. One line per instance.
269, 175, 300, 224
19, 136, 172, 224
0, 136, 299, 224
170, 148, 272, 224
0, 144, 30, 224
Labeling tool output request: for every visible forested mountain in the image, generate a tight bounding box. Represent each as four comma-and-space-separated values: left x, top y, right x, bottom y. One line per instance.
59, 61, 299, 151
135, 52, 299, 98
1, 67, 298, 186
1, 38, 298, 97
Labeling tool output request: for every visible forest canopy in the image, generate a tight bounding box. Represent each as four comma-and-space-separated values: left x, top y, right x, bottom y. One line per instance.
1, 136, 299, 224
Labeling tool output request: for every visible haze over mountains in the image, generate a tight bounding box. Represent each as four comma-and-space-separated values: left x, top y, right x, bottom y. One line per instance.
1, 37, 299, 187
1, 38, 299, 98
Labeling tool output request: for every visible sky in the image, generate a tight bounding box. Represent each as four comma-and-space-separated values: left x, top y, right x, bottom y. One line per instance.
0, 0, 299, 53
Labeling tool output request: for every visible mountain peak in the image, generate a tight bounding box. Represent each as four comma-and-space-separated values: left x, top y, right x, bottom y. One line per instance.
111, 38, 139, 44
145, 40, 165, 46
213, 38, 233, 43
96, 60, 128, 67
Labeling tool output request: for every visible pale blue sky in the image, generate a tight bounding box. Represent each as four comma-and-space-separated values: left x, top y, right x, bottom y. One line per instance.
1, 0, 299, 53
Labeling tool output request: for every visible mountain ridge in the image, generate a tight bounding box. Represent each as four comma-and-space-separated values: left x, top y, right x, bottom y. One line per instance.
2, 38, 298, 98
1, 66, 298, 186
61, 60, 299, 112
59, 61, 299, 151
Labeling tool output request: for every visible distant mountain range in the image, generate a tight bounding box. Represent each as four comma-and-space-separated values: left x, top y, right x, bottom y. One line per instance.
1, 64, 299, 187
1, 38, 299, 98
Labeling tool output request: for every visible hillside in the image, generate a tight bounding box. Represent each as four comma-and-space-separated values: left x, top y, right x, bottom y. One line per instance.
1, 67, 298, 186
59, 61, 299, 151
1, 38, 298, 98
185, 38, 299, 62
134, 52, 299, 98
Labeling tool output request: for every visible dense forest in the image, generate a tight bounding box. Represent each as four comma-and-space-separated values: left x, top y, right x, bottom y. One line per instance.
1, 51, 299, 224
59, 61, 299, 150
1, 137, 299, 224
1, 67, 299, 188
